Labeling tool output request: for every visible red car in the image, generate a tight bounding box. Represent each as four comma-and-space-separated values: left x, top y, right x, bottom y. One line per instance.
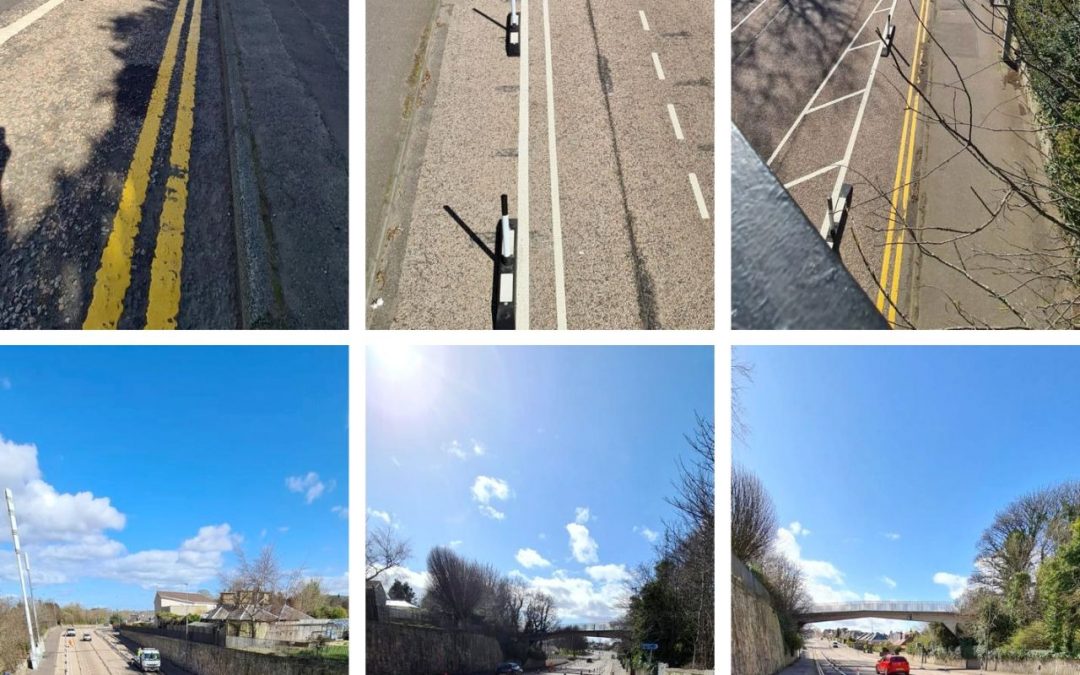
876, 655, 910, 674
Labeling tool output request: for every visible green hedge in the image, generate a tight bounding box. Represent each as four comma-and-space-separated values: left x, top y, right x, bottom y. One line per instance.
1014, 0, 1080, 234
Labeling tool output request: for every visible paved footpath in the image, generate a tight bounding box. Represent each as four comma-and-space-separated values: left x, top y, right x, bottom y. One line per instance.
875, 0, 1073, 328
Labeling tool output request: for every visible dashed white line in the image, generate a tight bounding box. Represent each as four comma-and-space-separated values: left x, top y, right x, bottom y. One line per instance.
667, 104, 684, 140
651, 52, 665, 80
516, 0, 530, 329
0, 0, 68, 48
689, 174, 709, 219
732, 0, 775, 33
639, 9, 649, 31
542, 0, 567, 329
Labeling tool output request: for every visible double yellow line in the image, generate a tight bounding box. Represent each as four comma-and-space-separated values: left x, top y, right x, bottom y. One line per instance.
83, 0, 203, 329
875, 0, 931, 326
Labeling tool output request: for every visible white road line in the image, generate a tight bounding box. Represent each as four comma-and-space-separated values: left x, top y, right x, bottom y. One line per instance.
806, 87, 867, 114
0, 0, 68, 48
872, 6, 891, 13
516, 0, 530, 329
732, 0, 775, 33
542, 0, 567, 330
639, 9, 649, 31
651, 52, 665, 80
848, 39, 881, 52
783, 162, 842, 189
766, 0, 887, 164
733, 2, 791, 62
689, 174, 709, 219
667, 104, 684, 140
819, 0, 898, 237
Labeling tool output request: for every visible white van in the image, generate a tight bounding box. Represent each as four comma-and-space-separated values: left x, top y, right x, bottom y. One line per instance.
133, 648, 161, 672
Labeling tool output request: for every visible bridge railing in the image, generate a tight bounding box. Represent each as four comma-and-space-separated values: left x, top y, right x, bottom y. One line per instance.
805, 601, 957, 614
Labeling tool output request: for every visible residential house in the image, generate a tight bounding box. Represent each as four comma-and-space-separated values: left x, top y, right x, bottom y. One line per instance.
154, 591, 217, 618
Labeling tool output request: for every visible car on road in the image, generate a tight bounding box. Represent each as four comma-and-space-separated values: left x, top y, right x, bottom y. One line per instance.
875, 655, 910, 674
495, 663, 523, 674
832, 641, 839, 648
133, 648, 161, 672
80, 632, 91, 641
64, 628, 76, 637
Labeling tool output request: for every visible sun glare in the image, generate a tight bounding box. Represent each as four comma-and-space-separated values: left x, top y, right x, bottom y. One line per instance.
370, 345, 424, 381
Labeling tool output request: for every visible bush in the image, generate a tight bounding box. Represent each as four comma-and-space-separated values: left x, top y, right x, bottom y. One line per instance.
1008, 621, 1052, 651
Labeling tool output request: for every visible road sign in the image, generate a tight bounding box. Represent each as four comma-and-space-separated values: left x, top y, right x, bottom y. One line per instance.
641, 643, 658, 651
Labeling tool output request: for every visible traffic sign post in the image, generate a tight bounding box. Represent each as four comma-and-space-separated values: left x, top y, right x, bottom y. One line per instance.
494, 194, 517, 329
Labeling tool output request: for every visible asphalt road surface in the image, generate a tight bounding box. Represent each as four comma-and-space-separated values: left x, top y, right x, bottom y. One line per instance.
0, 0, 346, 328
52, 626, 193, 675
368, 0, 714, 330
734, 0, 932, 321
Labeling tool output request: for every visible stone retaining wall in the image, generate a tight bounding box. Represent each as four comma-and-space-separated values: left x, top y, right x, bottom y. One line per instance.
366, 622, 503, 675
120, 629, 347, 675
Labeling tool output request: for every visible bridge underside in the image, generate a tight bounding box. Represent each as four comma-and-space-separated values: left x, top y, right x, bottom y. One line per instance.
530, 629, 630, 641
797, 611, 962, 636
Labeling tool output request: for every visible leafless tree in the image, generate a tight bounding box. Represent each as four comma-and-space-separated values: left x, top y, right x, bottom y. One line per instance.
733, 358, 754, 445
760, 552, 812, 618
219, 544, 304, 605
732, 463, 778, 563
425, 546, 497, 627
522, 590, 557, 634
365, 522, 411, 582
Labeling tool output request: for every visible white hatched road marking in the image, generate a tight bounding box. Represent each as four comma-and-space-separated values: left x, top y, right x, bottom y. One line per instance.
732, 0, 778, 33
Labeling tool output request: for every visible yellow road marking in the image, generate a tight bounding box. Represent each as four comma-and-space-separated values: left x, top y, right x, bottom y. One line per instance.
83, 0, 191, 329
875, 0, 931, 325
146, 0, 203, 329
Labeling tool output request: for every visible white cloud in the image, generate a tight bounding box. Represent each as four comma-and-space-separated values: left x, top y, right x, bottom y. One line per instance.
96, 524, 238, 589
449, 540, 463, 548
369, 565, 430, 598
472, 476, 511, 519
633, 526, 659, 543
286, 472, 328, 504
883, 532, 901, 541
517, 568, 629, 623
790, 521, 810, 536
933, 572, 968, 599
575, 507, 591, 524
472, 440, 485, 456
516, 548, 552, 568
566, 523, 598, 563
446, 440, 467, 459
331, 506, 349, 519
366, 508, 391, 524
773, 522, 854, 602
863, 592, 881, 601
585, 564, 630, 584
316, 571, 349, 596
882, 576, 897, 589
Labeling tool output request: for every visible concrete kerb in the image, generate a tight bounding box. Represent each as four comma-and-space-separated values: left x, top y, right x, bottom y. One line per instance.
215, 0, 282, 328
365, 0, 443, 327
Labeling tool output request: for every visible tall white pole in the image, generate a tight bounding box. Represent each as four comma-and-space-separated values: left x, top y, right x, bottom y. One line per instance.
24, 551, 42, 646
5, 488, 39, 657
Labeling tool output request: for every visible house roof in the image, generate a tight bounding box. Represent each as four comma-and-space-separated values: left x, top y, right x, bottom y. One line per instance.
157, 591, 217, 604
204, 602, 314, 623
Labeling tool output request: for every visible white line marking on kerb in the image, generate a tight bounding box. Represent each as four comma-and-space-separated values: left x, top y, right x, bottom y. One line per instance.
689, 174, 709, 219
667, 104, 684, 140
639, 10, 649, 31
516, 0, 530, 328
732, 0, 773, 33
651, 52, 665, 80
0, 0, 68, 48
542, 0, 567, 329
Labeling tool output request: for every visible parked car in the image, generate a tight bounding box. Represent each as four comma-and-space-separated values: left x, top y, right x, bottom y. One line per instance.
132, 648, 161, 672
495, 663, 523, 674
875, 655, 910, 674
80, 632, 91, 642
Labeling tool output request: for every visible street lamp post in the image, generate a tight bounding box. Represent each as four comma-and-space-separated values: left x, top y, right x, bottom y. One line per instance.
5, 488, 40, 668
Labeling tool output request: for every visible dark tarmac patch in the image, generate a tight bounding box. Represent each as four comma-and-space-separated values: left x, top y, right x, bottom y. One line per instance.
115, 63, 157, 117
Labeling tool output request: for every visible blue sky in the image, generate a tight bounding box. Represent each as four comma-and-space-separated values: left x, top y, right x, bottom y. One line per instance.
0, 347, 348, 610
366, 345, 713, 624
734, 346, 1080, 632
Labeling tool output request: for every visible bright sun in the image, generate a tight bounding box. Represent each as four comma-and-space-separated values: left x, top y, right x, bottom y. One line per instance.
370, 345, 423, 381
